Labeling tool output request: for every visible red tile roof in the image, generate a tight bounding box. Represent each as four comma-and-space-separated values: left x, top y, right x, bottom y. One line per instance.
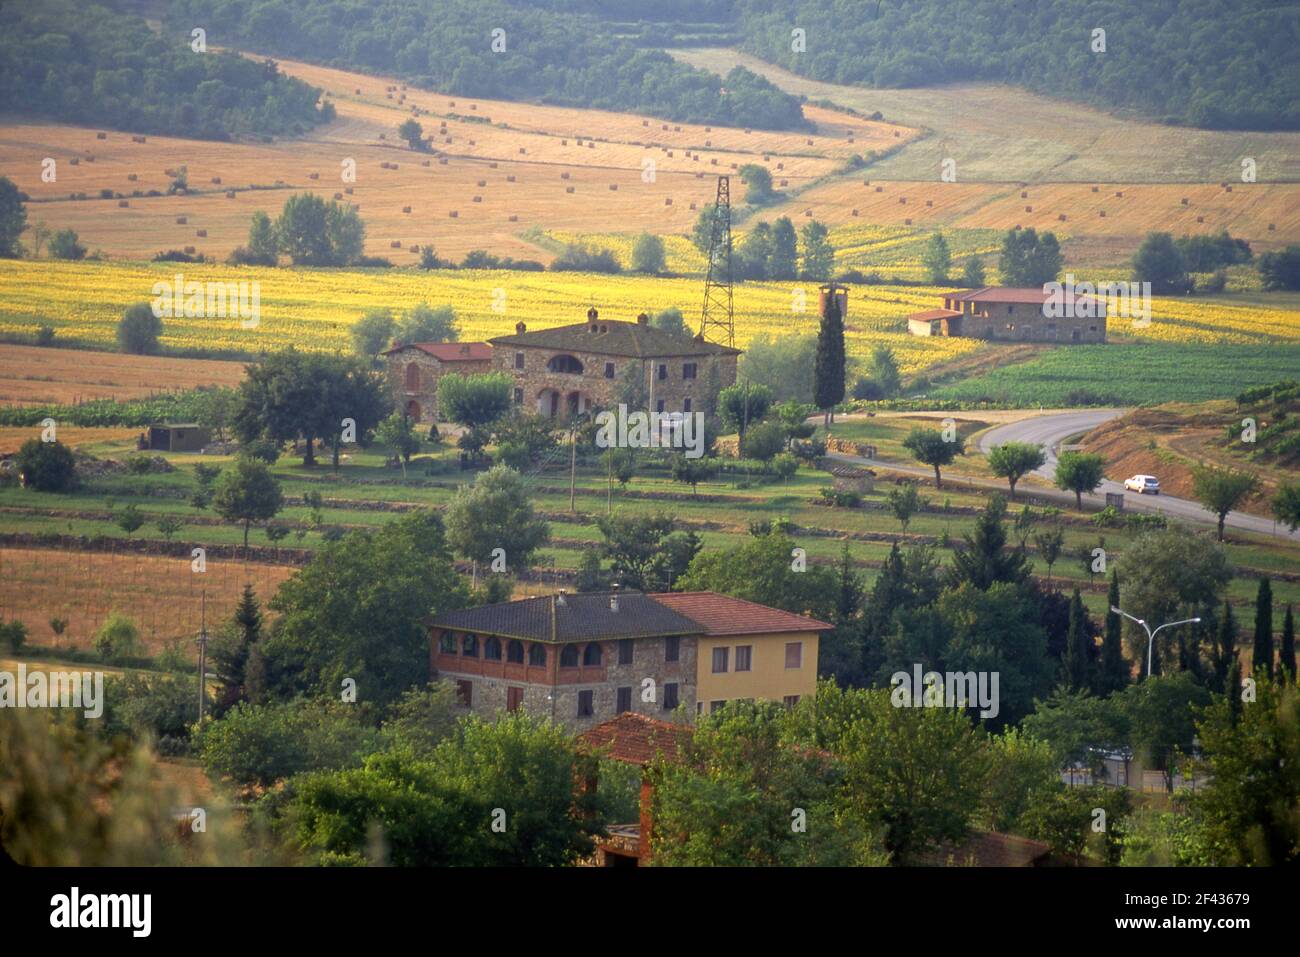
908, 308, 963, 321
920, 831, 1052, 867
649, 591, 831, 635
384, 342, 492, 361
946, 286, 1054, 304
577, 712, 694, 766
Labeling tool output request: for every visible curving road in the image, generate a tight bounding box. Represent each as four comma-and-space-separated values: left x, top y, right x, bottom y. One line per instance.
975, 410, 1299, 541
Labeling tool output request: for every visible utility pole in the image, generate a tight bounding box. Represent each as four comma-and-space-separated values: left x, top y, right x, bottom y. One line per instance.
196, 590, 209, 725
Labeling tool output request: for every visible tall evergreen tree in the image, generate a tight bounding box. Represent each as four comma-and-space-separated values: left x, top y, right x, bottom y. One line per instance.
813, 293, 846, 425
210, 584, 263, 710
1280, 605, 1296, 682
1253, 577, 1274, 678
1064, 588, 1089, 691
1101, 570, 1127, 694
1209, 602, 1238, 694
947, 495, 1030, 591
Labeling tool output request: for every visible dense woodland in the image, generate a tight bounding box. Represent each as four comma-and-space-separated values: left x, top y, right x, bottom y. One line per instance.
0, 1, 333, 140
733, 0, 1300, 130
163, 0, 810, 131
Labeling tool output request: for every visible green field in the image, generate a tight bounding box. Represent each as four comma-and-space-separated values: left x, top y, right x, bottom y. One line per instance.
930, 344, 1300, 406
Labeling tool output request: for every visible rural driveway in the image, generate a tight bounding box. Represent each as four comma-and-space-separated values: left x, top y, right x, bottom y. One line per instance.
830, 409, 1299, 541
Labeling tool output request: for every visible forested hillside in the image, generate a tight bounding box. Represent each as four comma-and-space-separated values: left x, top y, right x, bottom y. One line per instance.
0, 0, 334, 140
163, 0, 810, 131
733, 0, 1300, 130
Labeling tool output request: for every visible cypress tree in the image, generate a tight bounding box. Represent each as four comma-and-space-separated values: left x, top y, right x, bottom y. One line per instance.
1226, 657, 1243, 727
1211, 602, 1238, 694
813, 292, 845, 425
1252, 577, 1273, 678
1065, 588, 1089, 691
1101, 570, 1127, 694
1280, 604, 1295, 682
210, 583, 262, 709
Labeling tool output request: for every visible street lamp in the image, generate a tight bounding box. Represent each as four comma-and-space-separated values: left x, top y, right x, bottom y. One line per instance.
1111, 606, 1201, 678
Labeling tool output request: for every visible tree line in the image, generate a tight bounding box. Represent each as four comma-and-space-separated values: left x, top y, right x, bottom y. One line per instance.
0, 0, 333, 141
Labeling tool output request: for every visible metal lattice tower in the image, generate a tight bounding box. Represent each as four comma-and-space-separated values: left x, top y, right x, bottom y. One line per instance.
698, 175, 734, 348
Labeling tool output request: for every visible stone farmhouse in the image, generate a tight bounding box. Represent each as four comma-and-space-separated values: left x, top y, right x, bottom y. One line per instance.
384, 308, 740, 425
907, 287, 1108, 342
428, 589, 827, 732
383, 341, 492, 423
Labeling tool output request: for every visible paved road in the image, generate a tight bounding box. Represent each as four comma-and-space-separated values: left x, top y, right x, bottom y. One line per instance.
976, 410, 1299, 541
830, 409, 1298, 541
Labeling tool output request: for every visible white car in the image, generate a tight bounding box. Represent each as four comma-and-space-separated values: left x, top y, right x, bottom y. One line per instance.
1124, 474, 1160, 494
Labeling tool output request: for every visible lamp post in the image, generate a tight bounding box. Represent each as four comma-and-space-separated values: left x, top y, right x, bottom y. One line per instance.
1110, 606, 1201, 678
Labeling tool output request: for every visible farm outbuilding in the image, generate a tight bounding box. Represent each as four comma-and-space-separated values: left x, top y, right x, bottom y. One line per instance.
145, 423, 210, 452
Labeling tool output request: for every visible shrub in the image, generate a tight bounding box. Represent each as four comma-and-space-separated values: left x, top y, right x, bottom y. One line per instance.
0, 620, 27, 652
47, 228, 86, 260
116, 302, 163, 355
15, 438, 77, 492
93, 612, 141, 663
34, 325, 55, 346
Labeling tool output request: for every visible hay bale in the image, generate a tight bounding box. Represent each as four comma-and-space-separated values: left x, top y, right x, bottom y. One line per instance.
196, 229, 207, 237
69, 157, 79, 166
665, 198, 672, 206
176, 216, 187, 224
127, 174, 138, 182
227, 190, 236, 199
875, 186, 883, 192
439, 158, 448, 165
1196, 216, 1204, 223
402, 206, 412, 213
489, 162, 498, 168
1021, 191, 1027, 198
926, 200, 933, 207
472, 195, 482, 202
1181, 197, 1189, 205
96, 132, 107, 140
184, 246, 195, 254
609, 184, 618, 191
1058, 214, 1067, 221
421, 160, 430, 167
409, 244, 419, 252
519, 147, 526, 154
211, 176, 221, 184
904, 217, 912, 225
560, 172, 570, 180
1225, 185, 1233, 192
118, 199, 129, 207
390, 241, 402, 249
1091, 185, 1099, 192
132, 135, 146, 143
780, 179, 788, 187
508, 215, 518, 222
506, 174, 516, 182
1115, 191, 1123, 197
477, 179, 487, 186
643, 120, 649, 126
900, 197, 907, 204
1025, 206, 1032, 212
449, 210, 458, 218
309, 172, 319, 180
344, 187, 354, 194
1268, 223, 1275, 231
689, 202, 697, 210
852, 209, 859, 216
893, 130, 900, 137
334, 192, 343, 200
565, 186, 575, 194
711, 159, 718, 165
1099, 210, 1107, 217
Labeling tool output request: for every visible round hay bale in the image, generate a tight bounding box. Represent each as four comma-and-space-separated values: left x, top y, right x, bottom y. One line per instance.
118, 199, 129, 207
390, 241, 401, 249
665, 197, 672, 205
226, 190, 236, 199
565, 186, 575, 194
176, 216, 187, 224
127, 173, 138, 182
196, 229, 207, 237
402, 205, 412, 213
472, 195, 482, 202
508, 215, 518, 222
96, 132, 107, 139
449, 210, 458, 218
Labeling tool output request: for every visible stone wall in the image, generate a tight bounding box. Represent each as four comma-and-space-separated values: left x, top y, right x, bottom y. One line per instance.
955, 301, 1107, 343
440, 634, 699, 732
494, 344, 736, 418
384, 349, 491, 424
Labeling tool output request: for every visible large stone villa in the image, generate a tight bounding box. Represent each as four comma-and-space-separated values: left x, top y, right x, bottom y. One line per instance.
428, 589, 828, 732
385, 308, 741, 424
907, 287, 1108, 342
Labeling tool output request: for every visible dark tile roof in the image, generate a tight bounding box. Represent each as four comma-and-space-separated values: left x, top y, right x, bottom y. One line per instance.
488, 319, 740, 358
429, 590, 703, 643
919, 831, 1052, 867
650, 591, 831, 635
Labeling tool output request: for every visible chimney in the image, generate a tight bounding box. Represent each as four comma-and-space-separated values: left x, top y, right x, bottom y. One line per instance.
515, 321, 526, 335
636, 312, 649, 325
819, 283, 848, 321
609, 584, 620, 612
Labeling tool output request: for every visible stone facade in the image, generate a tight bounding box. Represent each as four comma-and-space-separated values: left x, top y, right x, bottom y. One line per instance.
383, 342, 493, 425
432, 632, 699, 732
908, 288, 1108, 343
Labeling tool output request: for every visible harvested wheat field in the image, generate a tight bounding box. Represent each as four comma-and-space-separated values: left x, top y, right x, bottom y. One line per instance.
0, 54, 917, 265
0, 547, 297, 657
0, 344, 246, 409
766, 179, 1300, 249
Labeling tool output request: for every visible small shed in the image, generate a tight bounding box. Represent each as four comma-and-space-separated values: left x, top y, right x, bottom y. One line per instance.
830, 465, 875, 495
147, 423, 210, 453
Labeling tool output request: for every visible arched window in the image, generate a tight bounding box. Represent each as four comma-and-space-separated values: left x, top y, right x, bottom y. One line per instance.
462, 634, 479, 658
547, 354, 584, 374
483, 636, 502, 661
560, 645, 579, 668
528, 644, 547, 667
507, 640, 525, 664
405, 362, 421, 390
583, 643, 603, 667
